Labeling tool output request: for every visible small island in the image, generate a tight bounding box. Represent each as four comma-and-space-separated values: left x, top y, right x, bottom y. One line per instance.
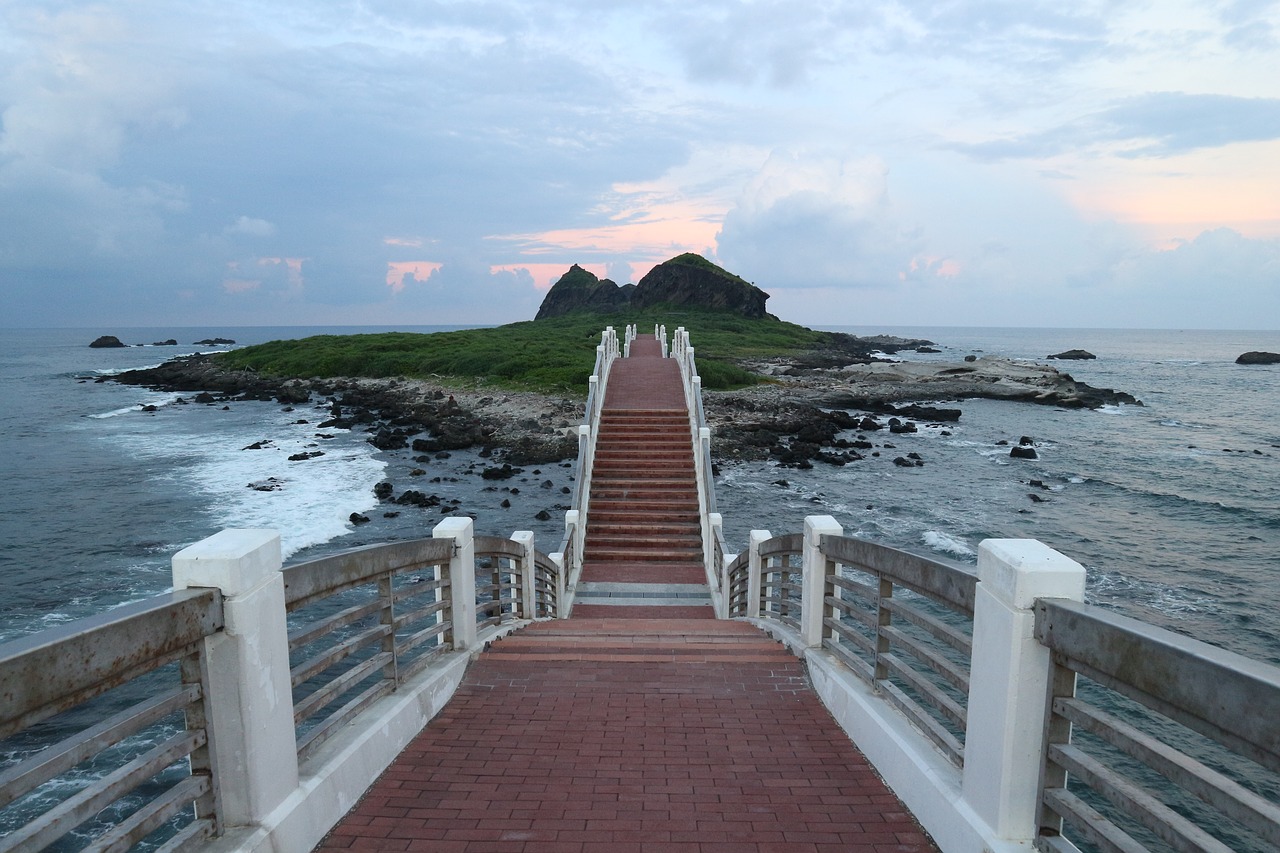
1236, 351, 1280, 365
110, 253, 1141, 468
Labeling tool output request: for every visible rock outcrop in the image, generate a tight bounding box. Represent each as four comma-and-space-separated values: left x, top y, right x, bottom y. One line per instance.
631, 253, 770, 318
533, 253, 770, 320
89, 335, 128, 348
1236, 351, 1280, 365
534, 265, 634, 320
1048, 349, 1096, 360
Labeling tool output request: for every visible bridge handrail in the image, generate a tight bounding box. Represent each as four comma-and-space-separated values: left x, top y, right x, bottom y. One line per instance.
668, 327, 723, 608
1034, 598, 1280, 852
282, 537, 457, 763
0, 521, 553, 851
0, 589, 225, 851
557, 326, 619, 602
726, 519, 1280, 852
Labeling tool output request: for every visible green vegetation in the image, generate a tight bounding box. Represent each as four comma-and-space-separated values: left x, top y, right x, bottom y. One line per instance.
665, 252, 753, 285
214, 309, 838, 395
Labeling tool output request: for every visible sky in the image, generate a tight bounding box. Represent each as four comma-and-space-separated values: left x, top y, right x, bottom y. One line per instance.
1, 1, 1278, 330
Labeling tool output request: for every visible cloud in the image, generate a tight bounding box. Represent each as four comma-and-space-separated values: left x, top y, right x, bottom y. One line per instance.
715, 150, 922, 289
950, 93, 1280, 161
227, 216, 276, 237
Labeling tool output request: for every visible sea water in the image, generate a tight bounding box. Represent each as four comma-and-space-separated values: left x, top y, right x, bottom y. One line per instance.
716, 326, 1280, 666
1, 324, 1277, 668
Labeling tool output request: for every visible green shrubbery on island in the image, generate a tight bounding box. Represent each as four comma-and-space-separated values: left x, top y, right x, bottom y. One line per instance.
213, 309, 837, 394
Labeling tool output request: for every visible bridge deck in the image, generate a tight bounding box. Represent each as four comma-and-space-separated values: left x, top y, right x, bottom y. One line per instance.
316, 337, 938, 852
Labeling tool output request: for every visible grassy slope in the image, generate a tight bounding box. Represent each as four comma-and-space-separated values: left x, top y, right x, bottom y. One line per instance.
214, 309, 835, 394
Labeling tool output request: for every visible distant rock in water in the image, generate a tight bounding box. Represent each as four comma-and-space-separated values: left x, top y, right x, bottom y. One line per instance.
1236, 351, 1280, 365
153, 339, 178, 346
535, 265, 634, 320
533, 252, 770, 320
1048, 349, 1096, 360
89, 335, 128, 348
194, 338, 236, 345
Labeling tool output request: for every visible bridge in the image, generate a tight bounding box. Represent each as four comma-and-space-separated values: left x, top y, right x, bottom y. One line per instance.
2, 326, 1278, 853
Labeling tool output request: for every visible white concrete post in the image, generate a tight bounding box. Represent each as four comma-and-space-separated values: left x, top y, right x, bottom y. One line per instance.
747, 530, 770, 619
434, 517, 477, 651
801, 516, 843, 648
720, 554, 734, 620
564, 509, 581, 582
549, 552, 566, 617
707, 512, 723, 595
511, 530, 536, 620
172, 529, 297, 827
963, 539, 1086, 842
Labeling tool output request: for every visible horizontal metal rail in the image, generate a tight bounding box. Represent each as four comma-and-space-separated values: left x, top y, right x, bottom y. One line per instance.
0, 590, 223, 739
284, 538, 456, 764
0, 590, 223, 852
283, 537, 455, 609
1035, 598, 1280, 852
820, 534, 976, 769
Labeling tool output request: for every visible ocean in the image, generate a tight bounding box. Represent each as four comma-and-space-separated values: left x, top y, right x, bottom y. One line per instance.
1, 324, 1278, 673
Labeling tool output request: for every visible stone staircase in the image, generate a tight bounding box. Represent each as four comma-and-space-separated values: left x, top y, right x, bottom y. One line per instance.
575, 408, 712, 615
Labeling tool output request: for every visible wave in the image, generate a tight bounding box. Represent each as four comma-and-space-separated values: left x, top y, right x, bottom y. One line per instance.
922, 530, 975, 558
87, 392, 186, 418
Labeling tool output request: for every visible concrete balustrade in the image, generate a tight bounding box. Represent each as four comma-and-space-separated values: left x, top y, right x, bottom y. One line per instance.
166, 519, 543, 852
737, 517, 1088, 853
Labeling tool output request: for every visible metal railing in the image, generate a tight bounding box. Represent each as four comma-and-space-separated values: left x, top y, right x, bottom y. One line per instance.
1034, 599, 1280, 853
557, 326, 619, 594
727, 520, 1280, 851
282, 537, 456, 764
474, 535, 527, 630
0, 591, 225, 852
820, 534, 976, 768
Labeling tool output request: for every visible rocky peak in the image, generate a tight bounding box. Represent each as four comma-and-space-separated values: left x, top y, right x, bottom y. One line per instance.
534, 265, 634, 320
533, 254, 770, 321
631, 254, 770, 318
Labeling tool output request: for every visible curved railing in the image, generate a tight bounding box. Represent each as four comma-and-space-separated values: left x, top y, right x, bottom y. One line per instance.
556, 326, 620, 606
282, 537, 456, 763
668, 326, 727, 610
0, 522, 562, 852
0, 590, 225, 851
1034, 599, 1280, 853
724, 518, 1280, 852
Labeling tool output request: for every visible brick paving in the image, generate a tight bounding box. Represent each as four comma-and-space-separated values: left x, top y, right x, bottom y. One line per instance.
314, 337, 939, 852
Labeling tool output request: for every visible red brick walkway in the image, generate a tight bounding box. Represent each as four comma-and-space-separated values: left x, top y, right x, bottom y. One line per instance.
316, 620, 937, 852
315, 336, 939, 852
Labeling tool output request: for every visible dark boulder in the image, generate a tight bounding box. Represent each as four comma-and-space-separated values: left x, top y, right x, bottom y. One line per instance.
1010, 446, 1038, 460
349, 512, 371, 525
1236, 351, 1280, 365
89, 335, 128, 348
1048, 349, 1096, 360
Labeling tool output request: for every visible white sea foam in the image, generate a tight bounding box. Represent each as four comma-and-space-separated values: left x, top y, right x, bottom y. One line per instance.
87, 392, 185, 418
922, 530, 975, 558
110, 407, 385, 559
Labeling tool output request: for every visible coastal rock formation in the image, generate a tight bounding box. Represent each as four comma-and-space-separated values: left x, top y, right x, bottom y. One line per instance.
1048, 349, 1096, 360
533, 253, 770, 320
89, 335, 127, 348
631, 253, 770, 318
534, 265, 634, 320
1236, 351, 1280, 365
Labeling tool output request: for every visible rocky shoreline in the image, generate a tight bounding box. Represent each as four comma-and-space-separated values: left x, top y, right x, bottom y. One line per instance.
111, 344, 1141, 473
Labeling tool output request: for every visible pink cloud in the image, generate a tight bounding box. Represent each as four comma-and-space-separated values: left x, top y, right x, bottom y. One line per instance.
386, 261, 443, 292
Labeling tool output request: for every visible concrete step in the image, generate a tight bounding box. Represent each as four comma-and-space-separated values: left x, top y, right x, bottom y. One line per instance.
589, 466, 695, 479
586, 517, 701, 532
582, 550, 704, 564
585, 532, 703, 550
